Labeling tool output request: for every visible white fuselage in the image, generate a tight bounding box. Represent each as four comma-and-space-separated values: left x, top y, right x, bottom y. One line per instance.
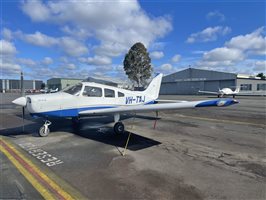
220, 88, 234, 95
219, 88, 239, 95
25, 82, 155, 118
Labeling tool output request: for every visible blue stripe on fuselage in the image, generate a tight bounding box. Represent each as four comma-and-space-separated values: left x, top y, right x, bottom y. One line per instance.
30, 106, 116, 118
144, 100, 156, 105
30, 100, 157, 118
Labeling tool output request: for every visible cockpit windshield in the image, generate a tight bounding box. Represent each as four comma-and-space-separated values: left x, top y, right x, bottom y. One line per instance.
62, 83, 82, 96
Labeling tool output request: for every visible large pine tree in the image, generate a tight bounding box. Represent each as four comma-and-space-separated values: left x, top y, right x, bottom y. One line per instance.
123, 42, 152, 87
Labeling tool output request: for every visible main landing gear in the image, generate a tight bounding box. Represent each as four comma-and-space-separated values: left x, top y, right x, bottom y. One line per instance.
113, 113, 125, 134
114, 122, 125, 134
39, 120, 52, 137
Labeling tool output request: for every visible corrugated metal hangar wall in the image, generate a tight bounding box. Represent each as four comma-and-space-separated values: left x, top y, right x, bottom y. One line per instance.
160, 68, 237, 95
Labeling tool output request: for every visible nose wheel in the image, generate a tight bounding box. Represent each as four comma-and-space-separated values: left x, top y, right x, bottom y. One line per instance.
114, 122, 125, 134
39, 120, 51, 137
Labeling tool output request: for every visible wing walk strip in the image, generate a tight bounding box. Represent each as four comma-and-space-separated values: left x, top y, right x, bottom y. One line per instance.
0, 138, 75, 200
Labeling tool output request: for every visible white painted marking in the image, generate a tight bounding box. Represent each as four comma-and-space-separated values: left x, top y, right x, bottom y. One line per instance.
19, 143, 63, 167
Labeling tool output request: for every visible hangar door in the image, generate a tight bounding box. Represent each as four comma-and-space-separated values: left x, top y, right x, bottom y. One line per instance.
203, 80, 235, 92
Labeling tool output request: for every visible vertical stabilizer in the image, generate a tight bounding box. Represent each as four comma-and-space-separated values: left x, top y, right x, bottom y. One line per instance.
234, 87, 240, 93
142, 73, 163, 100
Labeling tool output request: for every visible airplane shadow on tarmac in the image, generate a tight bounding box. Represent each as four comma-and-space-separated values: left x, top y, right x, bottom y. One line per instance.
1, 114, 161, 151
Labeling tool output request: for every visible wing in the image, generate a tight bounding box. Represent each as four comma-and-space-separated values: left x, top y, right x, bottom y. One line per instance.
198, 90, 219, 95
237, 91, 255, 94
155, 99, 188, 103
79, 99, 238, 115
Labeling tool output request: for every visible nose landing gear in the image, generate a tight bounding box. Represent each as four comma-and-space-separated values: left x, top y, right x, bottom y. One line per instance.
39, 120, 51, 137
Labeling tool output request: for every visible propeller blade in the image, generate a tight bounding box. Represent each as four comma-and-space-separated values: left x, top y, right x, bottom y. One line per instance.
22, 106, 25, 133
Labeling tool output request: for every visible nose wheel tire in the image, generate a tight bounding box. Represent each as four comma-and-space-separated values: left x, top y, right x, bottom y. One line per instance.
39, 120, 51, 137
114, 122, 125, 134
39, 126, 50, 137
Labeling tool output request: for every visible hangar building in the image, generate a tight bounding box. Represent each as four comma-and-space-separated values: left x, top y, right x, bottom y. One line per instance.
47, 77, 118, 90
0, 79, 43, 93
47, 78, 83, 90
160, 68, 266, 95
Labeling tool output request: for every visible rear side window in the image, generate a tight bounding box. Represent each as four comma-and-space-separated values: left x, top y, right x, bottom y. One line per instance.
83, 86, 102, 97
104, 89, 115, 98
118, 92, 125, 97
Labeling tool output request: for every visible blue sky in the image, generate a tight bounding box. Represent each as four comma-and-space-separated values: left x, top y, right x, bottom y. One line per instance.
1, 0, 265, 82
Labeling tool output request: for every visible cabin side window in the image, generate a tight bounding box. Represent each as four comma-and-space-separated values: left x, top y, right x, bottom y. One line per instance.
63, 83, 82, 96
83, 86, 102, 97
118, 92, 125, 97
104, 89, 115, 98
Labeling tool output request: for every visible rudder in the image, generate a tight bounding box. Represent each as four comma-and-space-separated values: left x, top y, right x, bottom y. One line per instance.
142, 73, 163, 100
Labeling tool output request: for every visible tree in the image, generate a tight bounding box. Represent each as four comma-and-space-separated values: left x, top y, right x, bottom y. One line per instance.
256, 73, 266, 80
123, 42, 152, 88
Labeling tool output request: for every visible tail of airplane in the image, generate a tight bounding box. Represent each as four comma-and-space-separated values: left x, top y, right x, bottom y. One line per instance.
234, 87, 240, 93
142, 73, 163, 100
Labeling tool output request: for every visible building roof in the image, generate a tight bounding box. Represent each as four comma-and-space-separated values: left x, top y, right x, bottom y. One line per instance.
84, 77, 117, 86
47, 78, 83, 81
162, 68, 237, 83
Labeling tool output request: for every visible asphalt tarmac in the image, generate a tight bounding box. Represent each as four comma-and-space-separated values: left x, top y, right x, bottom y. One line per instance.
0, 93, 265, 200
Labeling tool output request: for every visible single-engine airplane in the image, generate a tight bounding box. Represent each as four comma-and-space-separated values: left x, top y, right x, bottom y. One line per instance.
50, 88, 59, 93
199, 87, 245, 98
12, 73, 238, 137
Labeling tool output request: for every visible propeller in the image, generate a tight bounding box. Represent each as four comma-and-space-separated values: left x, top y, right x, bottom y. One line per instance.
12, 96, 27, 132
22, 106, 25, 132
21, 72, 25, 133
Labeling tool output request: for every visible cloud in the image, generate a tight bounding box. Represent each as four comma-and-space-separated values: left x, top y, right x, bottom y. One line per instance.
206, 10, 225, 22
64, 63, 76, 70
16, 30, 89, 57
59, 37, 88, 57
0, 40, 17, 55
61, 26, 92, 40
42, 57, 53, 65
186, 26, 231, 43
171, 54, 181, 63
196, 27, 266, 72
160, 63, 172, 71
203, 47, 244, 62
196, 47, 245, 70
21, 0, 51, 22
17, 58, 37, 66
80, 55, 112, 66
2, 28, 13, 40
21, 0, 172, 57
0, 40, 22, 77
254, 60, 266, 72
150, 51, 164, 59
225, 27, 266, 55
22, 31, 58, 47
0, 61, 21, 76
192, 50, 206, 55
150, 42, 166, 51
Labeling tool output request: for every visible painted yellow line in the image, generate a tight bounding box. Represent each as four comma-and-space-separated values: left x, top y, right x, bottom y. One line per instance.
1, 138, 76, 200
171, 114, 266, 127
0, 144, 55, 200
